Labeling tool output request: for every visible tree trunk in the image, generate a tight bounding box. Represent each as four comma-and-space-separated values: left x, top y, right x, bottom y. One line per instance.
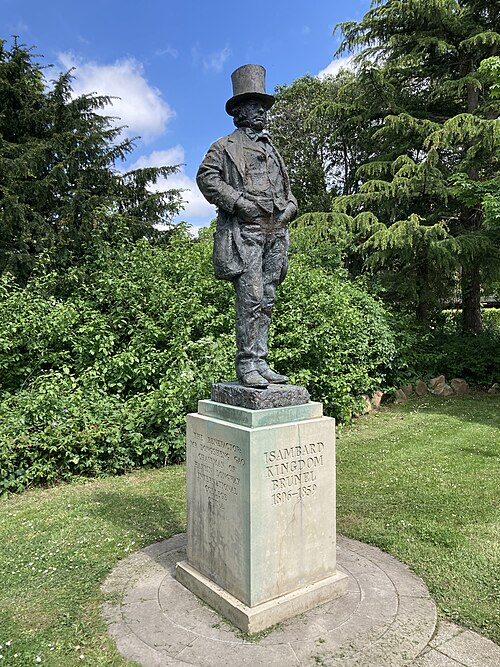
416, 297, 429, 326
415, 255, 430, 326
461, 264, 482, 334
457, 55, 483, 335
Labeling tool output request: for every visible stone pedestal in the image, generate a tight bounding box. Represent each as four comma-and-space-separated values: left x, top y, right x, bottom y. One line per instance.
176, 391, 348, 633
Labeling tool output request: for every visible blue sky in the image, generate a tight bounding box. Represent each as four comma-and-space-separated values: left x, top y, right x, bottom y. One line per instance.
3, 0, 371, 228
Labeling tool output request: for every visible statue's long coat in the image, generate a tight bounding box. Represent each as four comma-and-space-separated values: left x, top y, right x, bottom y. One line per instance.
196, 129, 297, 281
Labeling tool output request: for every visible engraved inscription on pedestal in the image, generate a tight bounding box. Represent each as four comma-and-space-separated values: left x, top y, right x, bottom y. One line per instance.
191, 430, 244, 508
250, 420, 336, 606
186, 419, 250, 603
265, 441, 324, 506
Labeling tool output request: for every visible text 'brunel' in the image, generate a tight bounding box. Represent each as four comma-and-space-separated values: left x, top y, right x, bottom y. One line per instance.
264, 442, 325, 505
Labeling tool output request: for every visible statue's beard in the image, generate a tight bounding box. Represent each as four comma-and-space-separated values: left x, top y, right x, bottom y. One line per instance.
238, 116, 266, 132
250, 118, 265, 131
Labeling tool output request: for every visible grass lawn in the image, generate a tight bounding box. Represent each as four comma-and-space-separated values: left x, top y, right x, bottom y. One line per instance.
336, 393, 499, 644
0, 467, 186, 666
0, 394, 498, 665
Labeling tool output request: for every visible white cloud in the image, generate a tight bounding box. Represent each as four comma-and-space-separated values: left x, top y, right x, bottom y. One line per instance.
155, 45, 178, 59
204, 47, 231, 72
131, 147, 185, 170
9, 20, 29, 34
130, 147, 216, 223
318, 55, 355, 79
192, 45, 231, 73
57, 53, 174, 142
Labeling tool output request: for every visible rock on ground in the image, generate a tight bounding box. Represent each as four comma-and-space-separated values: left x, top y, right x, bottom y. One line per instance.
415, 380, 428, 396
451, 378, 469, 396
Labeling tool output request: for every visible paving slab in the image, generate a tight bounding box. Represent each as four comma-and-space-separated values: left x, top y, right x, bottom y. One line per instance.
428, 620, 464, 648
433, 627, 500, 667
102, 534, 499, 666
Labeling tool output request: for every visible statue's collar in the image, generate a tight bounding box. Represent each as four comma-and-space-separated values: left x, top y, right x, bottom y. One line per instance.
241, 127, 270, 142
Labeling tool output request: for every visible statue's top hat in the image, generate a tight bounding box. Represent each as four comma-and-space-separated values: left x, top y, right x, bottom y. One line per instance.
225, 64, 275, 116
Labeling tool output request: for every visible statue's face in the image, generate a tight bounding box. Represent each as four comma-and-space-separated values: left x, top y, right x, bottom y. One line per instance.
238, 100, 267, 131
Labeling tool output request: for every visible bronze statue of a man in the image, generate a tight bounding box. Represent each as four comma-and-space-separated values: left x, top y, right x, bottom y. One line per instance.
197, 64, 297, 389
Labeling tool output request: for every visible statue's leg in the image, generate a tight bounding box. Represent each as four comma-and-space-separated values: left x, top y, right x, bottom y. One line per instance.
255, 231, 289, 383
233, 228, 265, 381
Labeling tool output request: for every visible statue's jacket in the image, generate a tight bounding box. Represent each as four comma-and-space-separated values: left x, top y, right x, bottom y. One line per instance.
196, 129, 297, 281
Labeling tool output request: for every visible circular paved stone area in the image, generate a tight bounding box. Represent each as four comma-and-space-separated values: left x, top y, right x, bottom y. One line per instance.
102, 534, 437, 666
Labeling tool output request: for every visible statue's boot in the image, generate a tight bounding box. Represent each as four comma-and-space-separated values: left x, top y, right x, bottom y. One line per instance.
258, 366, 289, 384
255, 309, 289, 384
239, 370, 269, 388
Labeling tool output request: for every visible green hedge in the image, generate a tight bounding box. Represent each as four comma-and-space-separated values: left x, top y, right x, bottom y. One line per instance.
442, 307, 500, 331
272, 256, 396, 419
389, 309, 500, 387
0, 228, 397, 493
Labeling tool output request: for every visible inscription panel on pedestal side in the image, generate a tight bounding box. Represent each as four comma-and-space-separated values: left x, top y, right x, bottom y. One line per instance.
264, 441, 325, 506
190, 430, 246, 508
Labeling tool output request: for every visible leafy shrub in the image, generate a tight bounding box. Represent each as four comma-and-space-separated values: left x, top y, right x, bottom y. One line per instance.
271, 257, 396, 421
387, 313, 500, 388
0, 227, 398, 492
0, 375, 127, 494
483, 308, 500, 330
432, 330, 500, 386
0, 230, 235, 492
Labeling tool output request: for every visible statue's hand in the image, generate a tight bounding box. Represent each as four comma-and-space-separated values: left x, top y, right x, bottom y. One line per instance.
275, 203, 296, 226
235, 196, 260, 222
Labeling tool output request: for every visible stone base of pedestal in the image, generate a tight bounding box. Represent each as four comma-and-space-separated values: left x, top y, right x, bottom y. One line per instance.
177, 394, 346, 632
176, 559, 348, 634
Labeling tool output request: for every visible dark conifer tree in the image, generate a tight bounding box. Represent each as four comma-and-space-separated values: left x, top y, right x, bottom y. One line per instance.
0, 39, 183, 283
333, 0, 500, 330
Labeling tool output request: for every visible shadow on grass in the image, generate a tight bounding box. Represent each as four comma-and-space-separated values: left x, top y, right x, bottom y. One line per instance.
89, 487, 186, 545
460, 445, 498, 458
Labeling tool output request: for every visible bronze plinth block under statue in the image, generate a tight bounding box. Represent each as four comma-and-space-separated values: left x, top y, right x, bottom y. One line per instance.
197, 64, 297, 389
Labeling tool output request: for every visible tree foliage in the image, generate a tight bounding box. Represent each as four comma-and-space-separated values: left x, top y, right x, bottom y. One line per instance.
336, 0, 500, 331
268, 76, 333, 213
0, 38, 183, 283
269, 70, 380, 213
273, 1, 500, 330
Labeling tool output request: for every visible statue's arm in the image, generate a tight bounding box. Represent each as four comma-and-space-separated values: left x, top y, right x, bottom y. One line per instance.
277, 149, 298, 214
276, 155, 298, 224
196, 143, 242, 214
